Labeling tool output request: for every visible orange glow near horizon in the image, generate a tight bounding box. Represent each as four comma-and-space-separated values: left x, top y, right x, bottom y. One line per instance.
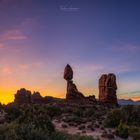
0, 89, 14, 104
131, 97, 140, 101
0, 87, 98, 104
0, 81, 70, 104
0, 0, 140, 105
0, 86, 139, 104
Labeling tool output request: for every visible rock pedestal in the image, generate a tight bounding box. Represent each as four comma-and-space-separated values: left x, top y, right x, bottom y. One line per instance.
99, 73, 117, 104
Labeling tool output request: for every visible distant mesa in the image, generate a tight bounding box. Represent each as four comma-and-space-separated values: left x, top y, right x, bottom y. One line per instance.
99, 73, 117, 104
118, 99, 140, 105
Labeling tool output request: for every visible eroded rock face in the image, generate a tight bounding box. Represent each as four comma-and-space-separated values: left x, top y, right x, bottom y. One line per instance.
99, 74, 107, 101
64, 64, 85, 101
99, 73, 117, 104
14, 88, 31, 105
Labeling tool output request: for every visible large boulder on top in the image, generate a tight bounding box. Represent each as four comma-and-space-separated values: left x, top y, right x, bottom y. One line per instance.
99, 73, 118, 104
64, 64, 73, 81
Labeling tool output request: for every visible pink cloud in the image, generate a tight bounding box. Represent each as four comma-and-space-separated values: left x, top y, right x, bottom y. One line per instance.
121, 45, 139, 52
18, 62, 43, 71
85, 64, 104, 71
114, 44, 140, 53
75, 63, 104, 73
0, 18, 34, 42
19, 64, 30, 70
0, 29, 27, 41
0, 43, 5, 49
1, 66, 13, 75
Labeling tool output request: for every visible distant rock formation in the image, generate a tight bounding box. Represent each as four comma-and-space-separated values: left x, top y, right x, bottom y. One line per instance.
14, 88, 64, 105
64, 64, 85, 101
99, 73, 117, 104
31, 92, 44, 104
85, 95, 96, 102
14, 88, 31, 105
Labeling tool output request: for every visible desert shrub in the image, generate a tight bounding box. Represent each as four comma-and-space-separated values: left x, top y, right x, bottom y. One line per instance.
45, 104, 62, 119
62, 106, 73, 114
15, 123, 50, 140
115, 121, 129, 139
129, 126, 140, 140
104, 105, 140, 127
4, 104, 21, 122
84, 108, 95, 118
18, 105, 55, 132
121, 105, 140, 126
51, 131, 95, 140
64, 116, 84, 124
0, 123, 18, 140
0, 123, 95, 140
0, 104, 96, 140
0, 103, 5, 111
73, 107, 84, 117
104, 108, 122, 127
20, 104, 62, 120
0, 122, 52, 140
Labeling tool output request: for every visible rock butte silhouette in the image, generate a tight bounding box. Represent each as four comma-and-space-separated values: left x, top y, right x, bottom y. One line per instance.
99, 73, 117, 104
14, 64, 118, 105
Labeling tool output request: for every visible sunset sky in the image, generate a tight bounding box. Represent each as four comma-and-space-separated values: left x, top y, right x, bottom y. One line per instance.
0, 0, 140, 104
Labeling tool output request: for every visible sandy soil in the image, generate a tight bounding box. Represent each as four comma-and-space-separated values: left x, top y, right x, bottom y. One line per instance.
53, 120, 133, 140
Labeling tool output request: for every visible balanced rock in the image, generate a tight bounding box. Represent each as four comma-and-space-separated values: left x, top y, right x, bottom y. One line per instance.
99, 73, 117, 104
64, 64, 85, 101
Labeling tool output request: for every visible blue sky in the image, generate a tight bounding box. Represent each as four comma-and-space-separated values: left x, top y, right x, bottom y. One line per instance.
0, 0, 140, 103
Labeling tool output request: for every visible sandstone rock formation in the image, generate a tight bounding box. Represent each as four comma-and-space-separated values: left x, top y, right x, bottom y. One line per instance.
14, 88, 64, 105
14, 88, 31, 105
99, 73, 117, 104
64, 64, 85, 101
99, 74, 107, 101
